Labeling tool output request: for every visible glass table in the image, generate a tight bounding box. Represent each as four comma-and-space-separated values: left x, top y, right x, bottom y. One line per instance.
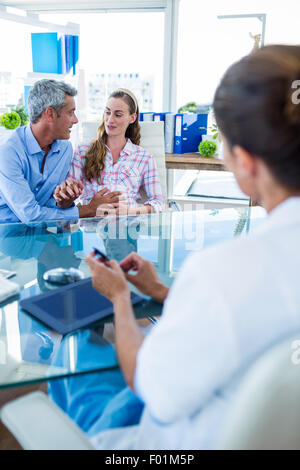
0, 206, 266, 389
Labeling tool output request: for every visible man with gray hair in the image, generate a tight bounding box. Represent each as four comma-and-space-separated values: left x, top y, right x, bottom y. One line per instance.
0, 79, 82, 223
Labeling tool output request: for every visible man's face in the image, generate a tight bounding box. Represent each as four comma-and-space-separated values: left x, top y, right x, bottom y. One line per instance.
52, 95, 78, 140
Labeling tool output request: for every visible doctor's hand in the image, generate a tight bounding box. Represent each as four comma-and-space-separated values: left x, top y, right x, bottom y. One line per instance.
54, 178, 84, 209
120, 253, 169, 304
85, 253, 130, 303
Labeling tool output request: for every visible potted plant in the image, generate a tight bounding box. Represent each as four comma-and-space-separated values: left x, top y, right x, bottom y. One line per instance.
0, 110, 22, 141
13, 105, 29, 126
0, 111, 21, 129
200, 123, 219, 141
177, 101, 198, 113
198, 139, 218, 157
199, 121, 224, 158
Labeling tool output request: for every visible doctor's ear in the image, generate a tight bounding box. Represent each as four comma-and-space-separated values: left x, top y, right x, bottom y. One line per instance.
232, 145, 258, 178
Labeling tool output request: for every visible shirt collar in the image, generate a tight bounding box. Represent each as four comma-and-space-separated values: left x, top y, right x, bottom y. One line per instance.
255, 196, 300, 234
121, 138, 135, 156
25, 124, 60, 155
105, 138, 135, 157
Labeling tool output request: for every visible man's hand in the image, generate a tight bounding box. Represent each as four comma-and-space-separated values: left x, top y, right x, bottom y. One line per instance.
120, 252, 169, 303
54, 179, 84, 209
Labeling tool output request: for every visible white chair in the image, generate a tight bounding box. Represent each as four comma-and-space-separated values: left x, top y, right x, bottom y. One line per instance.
139, 121, 167, 201
0, 391, 94, 450
2, 332, 300, 450
217, 332, 300, 450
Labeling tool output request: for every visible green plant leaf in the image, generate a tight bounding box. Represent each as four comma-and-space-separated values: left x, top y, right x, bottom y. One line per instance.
13, 105, 29, 126
198, 139, 217, 157
0, 111, 21, 129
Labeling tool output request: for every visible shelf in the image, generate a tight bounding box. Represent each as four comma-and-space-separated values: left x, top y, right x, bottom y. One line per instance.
165, 153, 225, 171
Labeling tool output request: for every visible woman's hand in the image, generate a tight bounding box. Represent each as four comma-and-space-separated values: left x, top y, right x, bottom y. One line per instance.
54, 179, 84, 209
88, 189, 123, 214
78, 188, 123, 218
120, 252, 169, 303
95, 202, 153, 217
85, 253, 130, 303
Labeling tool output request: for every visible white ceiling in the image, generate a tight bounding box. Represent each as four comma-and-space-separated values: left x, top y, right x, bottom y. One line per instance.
0, 0, 168, 12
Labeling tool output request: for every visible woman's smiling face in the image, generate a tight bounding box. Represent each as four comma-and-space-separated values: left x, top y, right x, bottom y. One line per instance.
104, 97, 137, 138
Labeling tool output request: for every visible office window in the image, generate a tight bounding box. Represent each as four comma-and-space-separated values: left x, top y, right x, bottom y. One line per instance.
41, 12, 165, 117
173, 0, 300, 203
0, 19, 43, 110
177, 0, 300, 109
0, 9, 164, 116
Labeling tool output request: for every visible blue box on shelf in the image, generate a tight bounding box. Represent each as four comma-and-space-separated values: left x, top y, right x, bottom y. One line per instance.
174, 113, 208, 154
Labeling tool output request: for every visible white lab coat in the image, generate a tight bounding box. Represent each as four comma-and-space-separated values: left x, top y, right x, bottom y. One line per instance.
91, 197, 300, 450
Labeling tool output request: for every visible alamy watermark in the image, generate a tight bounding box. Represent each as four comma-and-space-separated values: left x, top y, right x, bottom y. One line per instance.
93, 203, 207, 250
291, 80, 300, 105
291, 339, 300, 365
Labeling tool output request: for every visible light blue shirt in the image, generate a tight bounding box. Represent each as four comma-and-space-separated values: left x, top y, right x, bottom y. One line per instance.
0, 125, 79, 224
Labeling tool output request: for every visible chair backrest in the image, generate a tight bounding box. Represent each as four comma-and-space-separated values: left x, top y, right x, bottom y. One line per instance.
217, 332, 300, 450
139, 121, 167, 200
79, 120, 167, 200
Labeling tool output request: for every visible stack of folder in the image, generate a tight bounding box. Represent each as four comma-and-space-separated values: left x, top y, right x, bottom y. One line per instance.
31, 32, 79, 76
140, 111, 208, 154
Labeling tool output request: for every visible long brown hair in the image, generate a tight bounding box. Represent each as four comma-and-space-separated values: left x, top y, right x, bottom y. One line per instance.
213, 45, 300, 190
83, 89, 141, 183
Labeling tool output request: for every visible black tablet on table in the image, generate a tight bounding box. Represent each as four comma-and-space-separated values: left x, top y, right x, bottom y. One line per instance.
20, 277, 144, 335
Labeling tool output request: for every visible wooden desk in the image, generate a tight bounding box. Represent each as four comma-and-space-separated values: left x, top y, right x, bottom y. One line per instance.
165, 153, 225, 171
165, 153, 258, 206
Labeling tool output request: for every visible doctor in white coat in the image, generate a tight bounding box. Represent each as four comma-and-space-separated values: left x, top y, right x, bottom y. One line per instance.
63, 44, 300, 449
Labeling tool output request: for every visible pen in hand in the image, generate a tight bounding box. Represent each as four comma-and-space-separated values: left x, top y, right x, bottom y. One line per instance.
92, 247, 127, 273
92, 247, 110, 262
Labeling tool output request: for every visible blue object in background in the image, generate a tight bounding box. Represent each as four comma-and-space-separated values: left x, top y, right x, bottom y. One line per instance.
73, 35, 79, 75
24, 85, 31, 114
153, 112, 171, 122
65, 35, 74, 74
31, 32, 79, 76
174, 113, 208, 154
139, 112, 153, 122
31, 32, 61, 74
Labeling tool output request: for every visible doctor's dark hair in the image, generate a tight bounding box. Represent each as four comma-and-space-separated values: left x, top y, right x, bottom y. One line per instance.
213, 44, 300, 190
28, 79, 77, 123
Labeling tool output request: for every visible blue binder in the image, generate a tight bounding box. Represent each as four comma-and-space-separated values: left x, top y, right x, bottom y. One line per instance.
153, 112, 170, 122
65, 35, 74, 74
31, 32, 60, 74
174, 113, 208, 154
73, 35, 79, 75
139, 112, 153, 121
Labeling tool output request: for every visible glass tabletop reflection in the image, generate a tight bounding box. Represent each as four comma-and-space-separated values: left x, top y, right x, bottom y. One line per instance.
0, 206, 266, 388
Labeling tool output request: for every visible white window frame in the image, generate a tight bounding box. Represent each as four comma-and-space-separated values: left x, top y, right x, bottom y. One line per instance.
0, 0, 180, 111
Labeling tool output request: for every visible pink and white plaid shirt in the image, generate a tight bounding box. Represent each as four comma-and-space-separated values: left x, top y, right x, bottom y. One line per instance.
67, 139, 165, 212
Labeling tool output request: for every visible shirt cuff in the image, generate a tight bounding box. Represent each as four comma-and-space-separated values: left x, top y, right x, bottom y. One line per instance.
144, 201, 164, 213
60, 204, 79, 219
